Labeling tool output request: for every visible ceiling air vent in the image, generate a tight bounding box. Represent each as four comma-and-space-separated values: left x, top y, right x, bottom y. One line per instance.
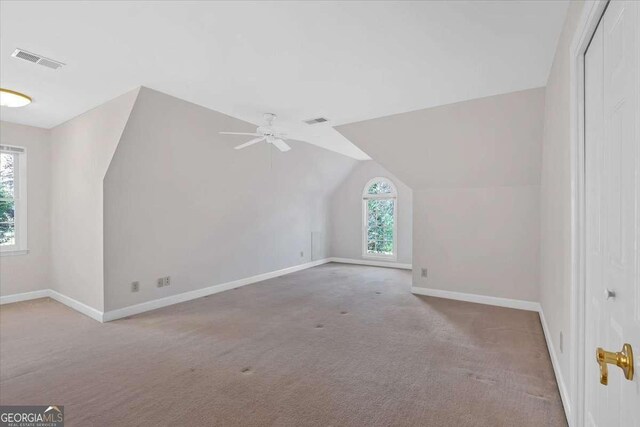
304, 117, 329, 125
11, 49, 65, 70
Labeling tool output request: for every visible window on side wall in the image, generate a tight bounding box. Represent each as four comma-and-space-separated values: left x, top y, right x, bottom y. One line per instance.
0, 145, 27, 255
362, 177, 397, 261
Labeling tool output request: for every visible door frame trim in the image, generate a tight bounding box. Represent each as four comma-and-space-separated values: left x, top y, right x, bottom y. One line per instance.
569, 2, 609, 426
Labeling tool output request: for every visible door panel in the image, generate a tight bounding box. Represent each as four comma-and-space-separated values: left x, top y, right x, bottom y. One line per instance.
585, 16, 606, 426
585, 1, 639, 425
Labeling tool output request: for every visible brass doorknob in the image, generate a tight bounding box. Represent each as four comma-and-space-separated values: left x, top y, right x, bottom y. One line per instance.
596, 343, 634, 385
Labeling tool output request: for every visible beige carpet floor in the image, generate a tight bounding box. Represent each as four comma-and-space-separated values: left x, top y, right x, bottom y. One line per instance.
0, 263, 566, 426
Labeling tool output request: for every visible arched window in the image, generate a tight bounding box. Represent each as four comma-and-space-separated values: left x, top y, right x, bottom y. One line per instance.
362, 177, 397, 260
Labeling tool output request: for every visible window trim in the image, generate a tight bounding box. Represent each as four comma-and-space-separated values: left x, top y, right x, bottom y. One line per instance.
362, 177, 397, 261
0, 144, 28, 255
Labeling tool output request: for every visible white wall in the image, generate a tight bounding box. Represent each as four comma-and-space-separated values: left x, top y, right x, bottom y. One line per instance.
336, 87, 545, 302
50, 89, 139, 311
413, 186, 539, 301
103, 88, 357, 311
330, 160, 412, 265
539, 0, 585, 401
0, 122, 50, 296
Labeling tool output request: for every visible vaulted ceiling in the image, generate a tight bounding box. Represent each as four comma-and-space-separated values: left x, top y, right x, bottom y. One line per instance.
1, 1, 568, 159
336, 87, 545, 189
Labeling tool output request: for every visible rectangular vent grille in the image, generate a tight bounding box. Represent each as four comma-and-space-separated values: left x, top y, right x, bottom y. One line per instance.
15, 50, 40, 63
11, 49, 64, 70
304, 117, 329, 125
37, 58, 62, 69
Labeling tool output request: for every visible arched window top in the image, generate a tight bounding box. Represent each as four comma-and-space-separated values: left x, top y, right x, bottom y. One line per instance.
363, 177, 397, 198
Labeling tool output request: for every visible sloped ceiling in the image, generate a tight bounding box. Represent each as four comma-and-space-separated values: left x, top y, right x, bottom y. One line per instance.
335, 88, 545, 189
1, 1, 568, 159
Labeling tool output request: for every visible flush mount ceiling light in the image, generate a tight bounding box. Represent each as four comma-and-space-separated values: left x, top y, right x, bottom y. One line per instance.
0, 88, 32, 108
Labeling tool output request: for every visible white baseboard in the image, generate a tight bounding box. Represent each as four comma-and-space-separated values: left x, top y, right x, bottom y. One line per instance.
48, 290, 104, 322
329, 257, 412, 270
1, 259, 332, 323
0, 289, 50, 305
102, 258, 332, 322
538, 308, 572, 424
1, 289, 104, 322
410, 286, 540, 312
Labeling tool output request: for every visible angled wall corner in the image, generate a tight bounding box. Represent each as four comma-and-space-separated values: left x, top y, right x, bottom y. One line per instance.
335, 88, 545, 303
103, 87, 357, 312
50, 87, 140, 312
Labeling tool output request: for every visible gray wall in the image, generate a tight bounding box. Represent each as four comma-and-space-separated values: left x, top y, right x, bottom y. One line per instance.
336, 87, 545, 302
50, 89, 139, 311
539, 0, 585, 399
0, 122, 51, 296
104, 88, 357, 311
330, 160, 412, 265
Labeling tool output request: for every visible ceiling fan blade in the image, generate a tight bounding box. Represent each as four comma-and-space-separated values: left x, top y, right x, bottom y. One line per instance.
234, 137, 265, 150
220, 132, 261, 136
271, 138, 291, 152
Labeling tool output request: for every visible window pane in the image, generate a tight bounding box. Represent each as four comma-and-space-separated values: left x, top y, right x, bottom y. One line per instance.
367, 180, 393, 195
0, 221, 15, 246
366, 199, 394, 256
0, 153, 15, 198
378, 241, 393, 254
0, 199, 14, 223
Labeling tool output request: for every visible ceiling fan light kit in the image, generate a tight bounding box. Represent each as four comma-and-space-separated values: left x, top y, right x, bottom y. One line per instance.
220, 113, 296, 152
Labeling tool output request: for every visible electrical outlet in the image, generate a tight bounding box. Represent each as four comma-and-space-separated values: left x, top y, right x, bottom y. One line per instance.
559, 331, 563, 353
157, 278, 164, 288
164, 276, 171, 286
421, 268, 428, 278
131, 281, 140, 293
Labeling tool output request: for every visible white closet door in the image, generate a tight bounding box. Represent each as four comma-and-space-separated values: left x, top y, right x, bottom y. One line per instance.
584, 1, 639, 426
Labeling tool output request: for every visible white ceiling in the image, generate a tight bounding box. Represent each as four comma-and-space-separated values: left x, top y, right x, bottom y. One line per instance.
0, 1, 568, 160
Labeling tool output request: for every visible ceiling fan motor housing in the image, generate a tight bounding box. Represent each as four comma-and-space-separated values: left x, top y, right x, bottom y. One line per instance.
220, 112, 291, 152
263, 112, 276, 125
257, 126, 275, 136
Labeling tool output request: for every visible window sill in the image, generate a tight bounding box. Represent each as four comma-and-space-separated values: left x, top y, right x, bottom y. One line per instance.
362, 254, 397, 262
0, 249, 29, 257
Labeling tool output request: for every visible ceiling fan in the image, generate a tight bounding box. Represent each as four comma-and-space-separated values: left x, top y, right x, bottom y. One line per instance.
220, 113, 293, 152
